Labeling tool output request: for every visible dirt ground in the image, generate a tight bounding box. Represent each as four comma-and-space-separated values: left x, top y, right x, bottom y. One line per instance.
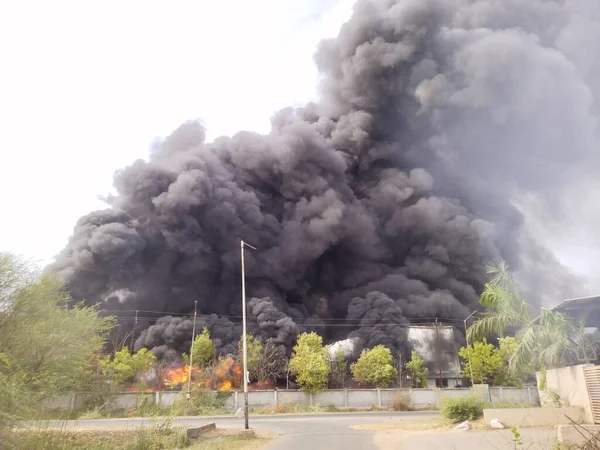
354, 418, 559, 450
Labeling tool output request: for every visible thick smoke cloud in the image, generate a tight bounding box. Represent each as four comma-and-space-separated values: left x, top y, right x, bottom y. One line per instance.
49, 0, 598, 357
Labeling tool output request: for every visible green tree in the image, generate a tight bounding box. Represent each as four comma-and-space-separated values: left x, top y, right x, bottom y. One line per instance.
351, 345, 397, 388
496, 337, 532, 386
468, 262, 597, 378
192, 327, 216, 368
0, 253, 115, 436
289, 332, 330, 394
100, 347, 156, 385
238, 334, 262, 382
458, 339, 505, 385
405, 350, 428, 388
329, 346, 348, 388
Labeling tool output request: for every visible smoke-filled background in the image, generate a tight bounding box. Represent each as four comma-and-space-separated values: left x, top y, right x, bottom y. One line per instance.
48, 0, 600, 359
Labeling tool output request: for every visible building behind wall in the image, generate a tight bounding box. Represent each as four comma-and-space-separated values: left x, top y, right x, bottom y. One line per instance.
407, 325, 463, 388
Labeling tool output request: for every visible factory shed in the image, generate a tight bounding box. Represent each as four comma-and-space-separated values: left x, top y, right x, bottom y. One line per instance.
551, 295, 600, 329
407, 325, 463, 388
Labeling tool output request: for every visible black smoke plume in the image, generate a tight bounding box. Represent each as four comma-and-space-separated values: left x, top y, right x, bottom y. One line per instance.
49, 0, 598, 357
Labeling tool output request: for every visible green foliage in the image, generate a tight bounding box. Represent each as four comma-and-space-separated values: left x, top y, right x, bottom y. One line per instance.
468, 261, 598, 378
511, 426, 523, 448
191, 327, 216, 369
440, 394, 487, 423
329, 346, 348, 388
405, 350, 428, 388
496, 337, 532, 386
0, 253, 115, 437
238, 334, 262, 381
100, 348, 156, 385
541, 388, 564, 407
289, 332, 330, 394
350, 345, 397, 388
171, 384, 229, 416
458, 339, 505, 385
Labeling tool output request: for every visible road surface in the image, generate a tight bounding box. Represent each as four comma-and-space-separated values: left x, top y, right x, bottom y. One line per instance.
39, 411, 437, 449
35, 412, 557, 449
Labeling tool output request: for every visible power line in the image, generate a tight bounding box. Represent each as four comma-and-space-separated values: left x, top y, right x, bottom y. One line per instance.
100, 309, 469, 323
110, 316, 461, 328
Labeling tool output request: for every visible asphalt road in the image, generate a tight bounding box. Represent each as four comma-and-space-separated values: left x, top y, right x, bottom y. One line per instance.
42, 411, 440, 449
33, 412, 558, 449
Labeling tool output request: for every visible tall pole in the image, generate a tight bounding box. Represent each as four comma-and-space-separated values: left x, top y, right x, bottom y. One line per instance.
464, 310, 477, 387
241, 240, 256, 430
130, 310, 138, 353
435, 319, 442, 387
187, 301, 198, 400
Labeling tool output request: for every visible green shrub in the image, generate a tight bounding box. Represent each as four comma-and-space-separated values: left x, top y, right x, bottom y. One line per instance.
440, 395, 487, 423
171, 385, 229, 416
391, 391, 414, 411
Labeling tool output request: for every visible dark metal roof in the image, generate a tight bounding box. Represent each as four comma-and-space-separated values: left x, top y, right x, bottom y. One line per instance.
551, 295, 600, 312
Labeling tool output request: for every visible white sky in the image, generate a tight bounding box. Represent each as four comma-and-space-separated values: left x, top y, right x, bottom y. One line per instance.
0, 0, 355, 267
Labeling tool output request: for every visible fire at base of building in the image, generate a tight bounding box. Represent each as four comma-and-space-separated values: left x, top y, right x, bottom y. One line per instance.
130, 323, 463, 392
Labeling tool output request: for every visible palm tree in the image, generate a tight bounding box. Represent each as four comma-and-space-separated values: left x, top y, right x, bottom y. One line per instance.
468, 262, 597, 375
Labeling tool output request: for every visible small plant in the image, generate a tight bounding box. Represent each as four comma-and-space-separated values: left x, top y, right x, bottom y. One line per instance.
440, 394, 487, 423
391, 391, 414, 411
540, 388, 564, 408
511, 426, 523, 449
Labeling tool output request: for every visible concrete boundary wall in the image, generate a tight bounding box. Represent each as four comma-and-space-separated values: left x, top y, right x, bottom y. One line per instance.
46, 386, 539, 412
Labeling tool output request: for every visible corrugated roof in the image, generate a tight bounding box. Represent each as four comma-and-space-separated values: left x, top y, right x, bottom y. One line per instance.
551, 295, 600, 312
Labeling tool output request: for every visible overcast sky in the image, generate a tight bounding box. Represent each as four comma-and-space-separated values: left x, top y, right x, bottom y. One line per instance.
0, 0, 354, 267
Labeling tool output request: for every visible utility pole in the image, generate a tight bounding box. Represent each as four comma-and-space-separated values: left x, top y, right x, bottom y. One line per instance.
435, 319, 442, 387
241, 240, 256, 430
464, 310, 478, 387
130, 310, 138, 352
186, 301, 198, 401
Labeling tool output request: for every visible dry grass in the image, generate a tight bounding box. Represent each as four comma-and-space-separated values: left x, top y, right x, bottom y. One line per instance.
6, 420, 189, 449
189, 429, 270, 450
249, 402, 383, 415
390, 391, 414, 411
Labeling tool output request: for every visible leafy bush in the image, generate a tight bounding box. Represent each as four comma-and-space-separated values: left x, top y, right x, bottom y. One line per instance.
440, 395, 487, 423
350, 345, 397, 388
391, 391, 414, 411
405, 351, 428, 388
171, 385, 229, 416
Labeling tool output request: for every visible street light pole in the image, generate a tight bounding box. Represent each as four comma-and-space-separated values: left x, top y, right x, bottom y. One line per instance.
187, 300, 198, 402
241, 240, 256, 430
464, 310, 477, 387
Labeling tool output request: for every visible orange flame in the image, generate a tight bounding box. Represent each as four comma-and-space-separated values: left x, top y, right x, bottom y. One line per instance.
163, 367, 189, 386
218, 380, 233, 391
233, 364, 242, 377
